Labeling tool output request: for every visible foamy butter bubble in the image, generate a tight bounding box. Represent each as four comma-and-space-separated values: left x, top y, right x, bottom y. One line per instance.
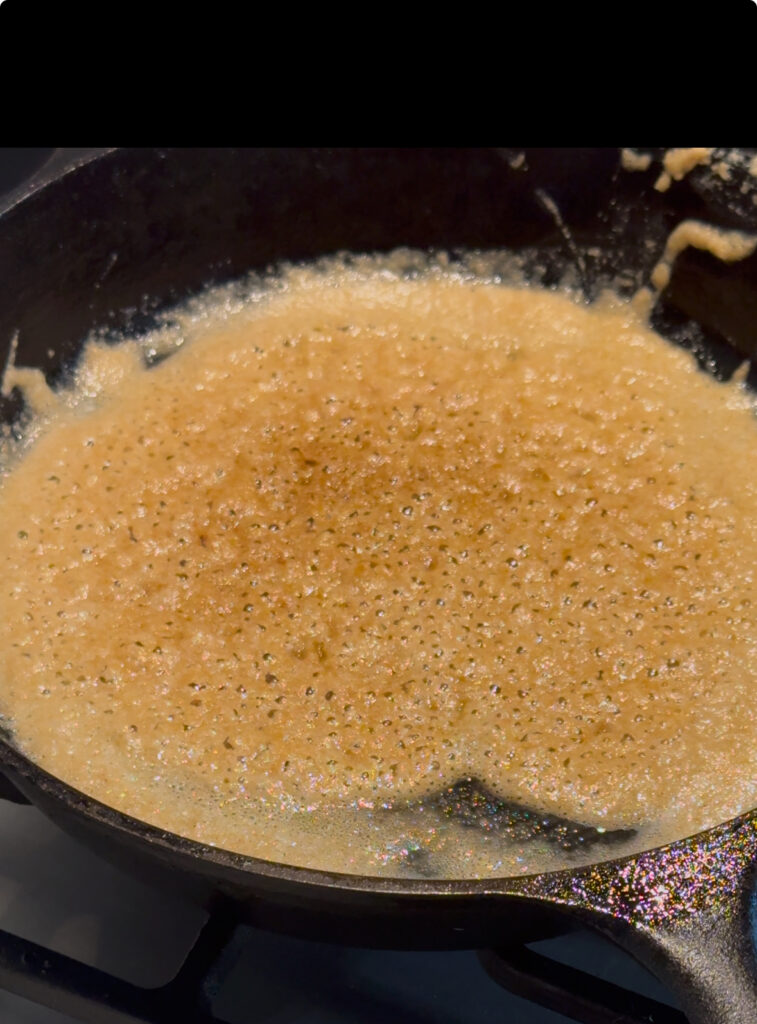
2, 251, 757, 879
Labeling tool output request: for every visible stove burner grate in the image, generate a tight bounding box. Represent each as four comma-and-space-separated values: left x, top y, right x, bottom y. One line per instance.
0, 914, 686, 1024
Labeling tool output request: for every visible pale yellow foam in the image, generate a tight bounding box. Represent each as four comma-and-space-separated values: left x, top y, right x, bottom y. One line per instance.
654, 147, 713, 192
621, 149, 652, 173
2, 257, 757, 877
650, 220, 757, 291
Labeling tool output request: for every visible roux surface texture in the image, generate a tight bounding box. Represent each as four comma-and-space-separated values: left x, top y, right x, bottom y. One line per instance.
1, 262, 757, 877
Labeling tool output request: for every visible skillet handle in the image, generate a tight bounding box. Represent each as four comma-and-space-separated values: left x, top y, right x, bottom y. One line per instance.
514, 811, 757, 1024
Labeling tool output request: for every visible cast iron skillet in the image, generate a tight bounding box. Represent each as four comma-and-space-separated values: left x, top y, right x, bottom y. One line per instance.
1, 148, 757, 1024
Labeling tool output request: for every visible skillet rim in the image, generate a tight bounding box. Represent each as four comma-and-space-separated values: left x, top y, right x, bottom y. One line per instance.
2, 728, 754, 901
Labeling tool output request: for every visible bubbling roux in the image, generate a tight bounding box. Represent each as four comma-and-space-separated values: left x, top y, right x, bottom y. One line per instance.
2, 256, 757, 878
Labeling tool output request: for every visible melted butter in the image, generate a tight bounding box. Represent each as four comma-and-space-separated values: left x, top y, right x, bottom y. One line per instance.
649, 219, 757, 291
621, 149, 652, 173
2, 334, 60, 419
2, 257, 757, 878
654, 147, 714, 192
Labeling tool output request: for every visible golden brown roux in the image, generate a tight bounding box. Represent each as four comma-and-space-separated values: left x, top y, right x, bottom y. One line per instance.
2, 261, 757, 877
